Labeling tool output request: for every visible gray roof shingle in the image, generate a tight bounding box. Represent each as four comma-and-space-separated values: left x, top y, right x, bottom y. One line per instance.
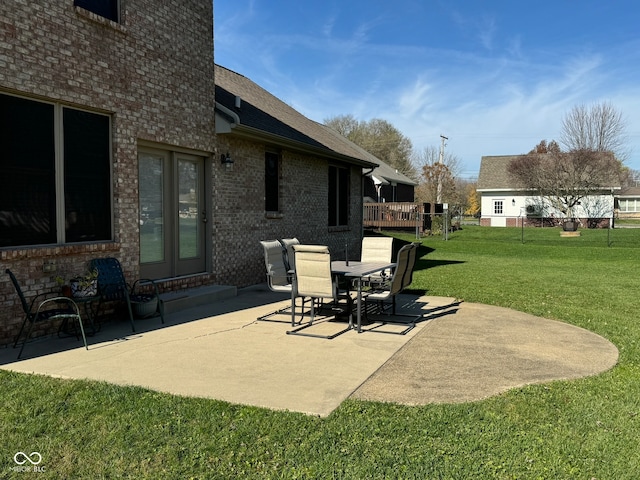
215, 65, 377, 168
478, 154, 622, 191
477, 155, 526, 190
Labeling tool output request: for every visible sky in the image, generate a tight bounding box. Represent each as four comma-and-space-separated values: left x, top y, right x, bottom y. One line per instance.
214, 0, 640, 179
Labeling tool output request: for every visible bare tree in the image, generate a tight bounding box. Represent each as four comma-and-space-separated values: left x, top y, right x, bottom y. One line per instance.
414, 145, 461, 205
620, 167, 640, 188
508, 141, 621, 220
325, 115, 416, 179
509, 103, 627, 226
559, 101, 628, 161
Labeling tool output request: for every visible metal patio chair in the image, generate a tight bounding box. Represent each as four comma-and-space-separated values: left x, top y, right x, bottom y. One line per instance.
279, 237, 300, 272
258, 239, 296, 323
360, 236, 394, 286
362, 243, 421, 334
6, 269, 87, 359
90, 257, 164, 332
287, 245, 353, 339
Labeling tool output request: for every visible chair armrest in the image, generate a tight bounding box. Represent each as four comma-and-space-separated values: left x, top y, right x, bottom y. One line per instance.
28, 290, 68, 312
34, 296, 80, 316
131, 279, 161, 296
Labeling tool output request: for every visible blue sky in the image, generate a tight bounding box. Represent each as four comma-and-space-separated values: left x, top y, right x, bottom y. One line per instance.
214, 0, 640, 179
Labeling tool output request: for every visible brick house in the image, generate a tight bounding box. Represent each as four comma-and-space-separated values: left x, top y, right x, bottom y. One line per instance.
0, 2, 376, 346
213, 65, 377, 285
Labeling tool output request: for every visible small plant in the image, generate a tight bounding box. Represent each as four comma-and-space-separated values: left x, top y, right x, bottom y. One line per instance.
72, 268, 98, 287
70, 268, 99, 297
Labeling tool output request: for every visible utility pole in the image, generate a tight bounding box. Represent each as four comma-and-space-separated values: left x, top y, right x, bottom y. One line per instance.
439, 134, 448, 163
437, 135, 448, 203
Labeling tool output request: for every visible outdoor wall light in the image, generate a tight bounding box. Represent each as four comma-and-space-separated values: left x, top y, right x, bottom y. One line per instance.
512, 198, 516, 206
220, 153, 233, 166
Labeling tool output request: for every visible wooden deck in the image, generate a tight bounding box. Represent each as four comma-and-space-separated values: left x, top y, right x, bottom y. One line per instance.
363, 202, 423, 229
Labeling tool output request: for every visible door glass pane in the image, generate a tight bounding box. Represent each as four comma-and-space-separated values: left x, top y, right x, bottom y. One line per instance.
178, 158, 200, 259
139, 154, 164, 263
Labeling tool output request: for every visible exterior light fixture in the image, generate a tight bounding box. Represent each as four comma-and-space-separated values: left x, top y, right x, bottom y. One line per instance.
220, 153, 233, 166
512, 198, 516, 206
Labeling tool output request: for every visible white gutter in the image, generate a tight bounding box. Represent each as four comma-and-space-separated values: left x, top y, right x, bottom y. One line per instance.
215, 102, 240, 125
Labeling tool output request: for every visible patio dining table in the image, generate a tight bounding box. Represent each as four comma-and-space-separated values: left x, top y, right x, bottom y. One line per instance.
330, 261, 396, 333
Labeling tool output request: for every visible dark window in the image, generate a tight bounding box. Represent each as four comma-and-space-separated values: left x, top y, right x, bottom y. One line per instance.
0, 95, 56, 246
265, 152, 279, 212
63, 108, 112, 242
328, 165, 349, 227
74, 0, 119, 22
0, 93, 112, 248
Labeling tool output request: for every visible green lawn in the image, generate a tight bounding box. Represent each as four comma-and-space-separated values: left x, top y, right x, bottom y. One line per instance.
3, 226, 640, 478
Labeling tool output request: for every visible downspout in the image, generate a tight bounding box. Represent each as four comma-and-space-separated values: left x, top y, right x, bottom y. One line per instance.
215, 102, 240, 125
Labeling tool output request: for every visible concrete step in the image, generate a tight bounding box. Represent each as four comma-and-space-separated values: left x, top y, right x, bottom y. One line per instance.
159, 285, 237, 315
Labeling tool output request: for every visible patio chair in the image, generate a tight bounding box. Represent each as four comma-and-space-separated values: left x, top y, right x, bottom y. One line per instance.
403, 241, 418, 288
258, 239, 296, 323
279, 237, 300, 272
287, 245, 353, 339
6, 269, 87, 359
90, 257, 164, 332
360, 236, 394, 286
362, 243, 421, 333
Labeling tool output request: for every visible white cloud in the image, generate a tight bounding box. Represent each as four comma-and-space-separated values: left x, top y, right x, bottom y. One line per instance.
215, 1, 640, 174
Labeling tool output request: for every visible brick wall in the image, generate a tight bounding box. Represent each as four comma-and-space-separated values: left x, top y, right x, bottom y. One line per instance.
0, 0, 214, 344
214, 137, 364, 287
0, 0, 366, 346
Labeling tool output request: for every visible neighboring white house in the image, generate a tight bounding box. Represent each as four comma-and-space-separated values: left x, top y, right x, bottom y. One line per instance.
477, 155, 621, 227
616, 187, 640, 220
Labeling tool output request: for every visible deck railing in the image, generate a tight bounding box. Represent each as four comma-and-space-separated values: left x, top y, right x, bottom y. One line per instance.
363, 202, 423, 229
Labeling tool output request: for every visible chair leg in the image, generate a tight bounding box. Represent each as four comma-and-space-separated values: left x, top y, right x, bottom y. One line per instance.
125, 298, 136, 332
289, 296, 312, 326
286, 297, 352, 339
74, 313, 88, 351
158, 297, 165, 324
13, 316, 29, 349
260, 297, 313, 323
362, 295, 419, 335
16, 319, 36, 360
291, 295, 296, 327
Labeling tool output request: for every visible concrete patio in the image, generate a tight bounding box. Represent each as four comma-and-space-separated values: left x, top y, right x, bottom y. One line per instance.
0, 284, 619, 417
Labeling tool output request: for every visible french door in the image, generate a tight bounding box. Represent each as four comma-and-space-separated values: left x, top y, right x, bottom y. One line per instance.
138, 148, 207, 279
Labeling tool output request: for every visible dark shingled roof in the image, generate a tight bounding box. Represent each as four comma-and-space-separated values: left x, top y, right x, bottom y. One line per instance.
215, 64, 377, 168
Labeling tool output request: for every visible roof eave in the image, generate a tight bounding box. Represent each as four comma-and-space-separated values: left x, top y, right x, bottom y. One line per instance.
221, 123, 377, 168
478, 186, 623, 193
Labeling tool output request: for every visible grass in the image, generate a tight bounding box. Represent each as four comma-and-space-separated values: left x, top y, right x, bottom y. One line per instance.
3, 226, 640, 478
